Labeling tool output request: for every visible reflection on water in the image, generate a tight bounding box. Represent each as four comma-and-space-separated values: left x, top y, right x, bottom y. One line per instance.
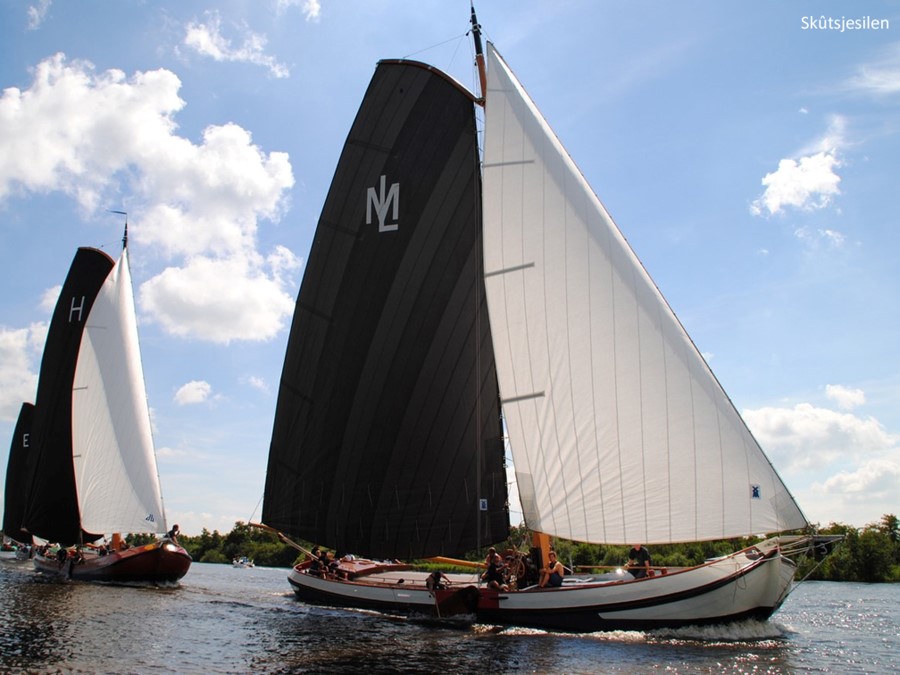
2, 573, 79, 667
1, 561, 186, 673
1, 555, 897, 674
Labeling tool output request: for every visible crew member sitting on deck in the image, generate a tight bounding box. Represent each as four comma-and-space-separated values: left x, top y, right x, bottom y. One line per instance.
317, 549, 331, 577
485, 546, 502, 568
426, 570, 451, 591
539, 551, 564, 588
627, 544, 651, 579
308, 547, 324, 576
482, 557, 508, 591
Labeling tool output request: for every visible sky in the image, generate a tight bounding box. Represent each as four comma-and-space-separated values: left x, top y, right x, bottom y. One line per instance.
1, 0, 898, 537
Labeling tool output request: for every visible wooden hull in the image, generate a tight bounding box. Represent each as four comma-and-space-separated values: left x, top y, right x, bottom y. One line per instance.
286, 546, 797, 632
34, 541, 192, 583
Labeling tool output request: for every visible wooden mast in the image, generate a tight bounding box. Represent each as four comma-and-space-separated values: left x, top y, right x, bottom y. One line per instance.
470, 2, 552, 571
470, 2, 487, 106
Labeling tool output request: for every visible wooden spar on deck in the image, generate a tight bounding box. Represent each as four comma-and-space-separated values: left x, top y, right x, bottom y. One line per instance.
425, 555, 487, 569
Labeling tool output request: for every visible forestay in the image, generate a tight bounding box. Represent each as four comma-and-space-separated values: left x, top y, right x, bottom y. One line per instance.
481, 43, 808, 545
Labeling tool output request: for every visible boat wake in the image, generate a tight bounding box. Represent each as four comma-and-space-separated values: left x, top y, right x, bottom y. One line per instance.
486, 618, 786, 643
647, 619, 786, 642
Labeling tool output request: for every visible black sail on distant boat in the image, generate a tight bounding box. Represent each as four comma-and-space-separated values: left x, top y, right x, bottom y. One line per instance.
264, 58, 509, 561
260, 6, 838, 632
25, 248, 115, 546
3, 402, 35, 546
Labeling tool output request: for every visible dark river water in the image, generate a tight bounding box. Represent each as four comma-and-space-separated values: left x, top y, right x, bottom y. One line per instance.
1, 555, 897, 673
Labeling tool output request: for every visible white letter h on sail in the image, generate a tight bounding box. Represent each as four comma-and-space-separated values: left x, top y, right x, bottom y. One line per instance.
69, 295, 86, 323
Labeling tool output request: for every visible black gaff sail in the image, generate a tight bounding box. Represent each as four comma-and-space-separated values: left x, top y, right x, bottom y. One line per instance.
264, 60, 508, 560
3, 402, 35, 544
22, 247, 115, 546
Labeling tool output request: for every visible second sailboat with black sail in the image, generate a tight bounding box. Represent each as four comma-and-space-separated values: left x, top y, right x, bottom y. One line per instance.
260, 6, 834, 631
14, 224, 191, 583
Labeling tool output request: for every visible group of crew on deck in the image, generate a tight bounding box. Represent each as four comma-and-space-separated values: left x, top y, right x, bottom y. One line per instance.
303, 543, 654, 590
483, 544, 653, 589
306, 547, 352, 580
482, 546, 563, 590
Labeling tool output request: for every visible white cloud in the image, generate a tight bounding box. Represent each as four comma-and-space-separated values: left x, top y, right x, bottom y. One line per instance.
843, 44, 900, 96
174, 380, 212, 405
750, 151, 841, 216
0, 324, 44, 420
744, 399, 900, 526
140, 251, 298, 343
744, 402, 896, 472
0, 54, 183, 209
819, 229, 845, 247
0, 54, 297, 344
133, 122, 294, 258
155, 445, 187, 459
819, 459, 900, 497
750, 117, 845, 217
183, 11, 290, 78
276, 0, 322, 21
809, 459, 900, 527
27, 0, 51, 30
792, 226, 847, 249
825, 384, 865, 410
40, 285, 62, 313
245, 376, 270, 393
267, 244, 302, 286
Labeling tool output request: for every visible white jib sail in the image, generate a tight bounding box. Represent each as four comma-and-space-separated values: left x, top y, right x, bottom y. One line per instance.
72, 248, 167, 535
481, 43, 807, 545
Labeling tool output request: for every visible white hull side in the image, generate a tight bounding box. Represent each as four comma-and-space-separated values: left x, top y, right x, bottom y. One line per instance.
286, 548, 796, 632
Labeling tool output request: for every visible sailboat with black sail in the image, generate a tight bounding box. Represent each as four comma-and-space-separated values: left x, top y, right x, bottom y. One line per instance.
261, 6, 834, 631
15, 231, 191, 583
3, 403, 35, 557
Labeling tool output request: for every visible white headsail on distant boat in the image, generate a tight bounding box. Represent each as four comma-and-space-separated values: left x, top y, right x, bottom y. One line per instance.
12, 234, 192, 583
259, 5, 838, 631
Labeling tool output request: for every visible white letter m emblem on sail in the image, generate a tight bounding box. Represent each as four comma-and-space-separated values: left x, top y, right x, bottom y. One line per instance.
367, 175, 399, 232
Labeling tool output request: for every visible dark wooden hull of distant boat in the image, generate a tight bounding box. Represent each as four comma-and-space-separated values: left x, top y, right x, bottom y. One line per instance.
34, 541, 192, 583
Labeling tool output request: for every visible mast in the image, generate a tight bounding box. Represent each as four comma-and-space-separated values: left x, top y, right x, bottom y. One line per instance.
471, 0, 487, 563
110, 210, 128, 250
470, 2, 487, 105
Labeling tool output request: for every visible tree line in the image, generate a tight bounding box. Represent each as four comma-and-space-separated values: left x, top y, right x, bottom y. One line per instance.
123, 513, 899, 583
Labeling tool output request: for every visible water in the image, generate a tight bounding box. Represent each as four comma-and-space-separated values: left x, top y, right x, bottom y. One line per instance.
1, 555, 897, 674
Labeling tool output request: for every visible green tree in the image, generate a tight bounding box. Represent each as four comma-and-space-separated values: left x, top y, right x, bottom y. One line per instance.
879, 514, 899, 543
856, 526, 893, 582
200, 549, 229, 564
175, 522, 302, 568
